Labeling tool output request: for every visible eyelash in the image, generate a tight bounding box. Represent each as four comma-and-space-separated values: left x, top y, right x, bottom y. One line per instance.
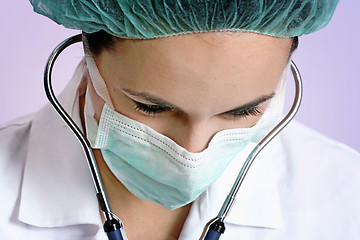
225, 106, 262, 119
133, 101, 172, 116
133, 101, 262, 119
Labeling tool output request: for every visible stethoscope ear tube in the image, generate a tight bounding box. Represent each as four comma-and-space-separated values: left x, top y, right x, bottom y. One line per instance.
44, 34, 125, 240
203, 61, 303, 239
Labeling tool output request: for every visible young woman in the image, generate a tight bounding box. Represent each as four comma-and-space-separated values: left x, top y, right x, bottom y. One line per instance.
1, 1, 359, 239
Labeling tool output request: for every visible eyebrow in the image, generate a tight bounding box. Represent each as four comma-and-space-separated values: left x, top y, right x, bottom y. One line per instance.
223, 93, 275, 115
122, 88, 275, 115
123, 88, 181, 111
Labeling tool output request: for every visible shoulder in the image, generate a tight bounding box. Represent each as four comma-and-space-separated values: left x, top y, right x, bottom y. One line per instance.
280, 121, 360, 164
0, 114, 34, 165
0, 113, 35, 186
274, 121, 360, 237
277, 120, 360, 187
0, 115, 34, 238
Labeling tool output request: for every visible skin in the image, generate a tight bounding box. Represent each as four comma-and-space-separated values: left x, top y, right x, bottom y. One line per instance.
82, 32, 292, 239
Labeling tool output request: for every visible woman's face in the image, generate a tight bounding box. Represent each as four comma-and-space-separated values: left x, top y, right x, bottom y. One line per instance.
92, 32, 292, 153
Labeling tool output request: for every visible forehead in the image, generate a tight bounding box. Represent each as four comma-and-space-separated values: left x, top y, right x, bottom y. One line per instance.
97, 32, 291, 114
110, 32, 291, 63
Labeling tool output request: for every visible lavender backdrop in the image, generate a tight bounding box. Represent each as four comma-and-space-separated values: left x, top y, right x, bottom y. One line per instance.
1, 1, 359, 152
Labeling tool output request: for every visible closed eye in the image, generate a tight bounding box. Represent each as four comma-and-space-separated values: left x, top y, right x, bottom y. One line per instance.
222, 93, 274, 120
223, 105, 262, 119
133, 101, 173, 116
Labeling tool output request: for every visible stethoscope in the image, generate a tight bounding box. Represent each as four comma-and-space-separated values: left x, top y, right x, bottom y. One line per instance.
44, 34, 302, 240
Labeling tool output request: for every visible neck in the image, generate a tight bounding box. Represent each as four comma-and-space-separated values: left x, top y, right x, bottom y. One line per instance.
94, 150, 192, 240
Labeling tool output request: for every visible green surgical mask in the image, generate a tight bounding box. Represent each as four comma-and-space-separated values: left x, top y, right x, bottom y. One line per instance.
87, 103, 281, 210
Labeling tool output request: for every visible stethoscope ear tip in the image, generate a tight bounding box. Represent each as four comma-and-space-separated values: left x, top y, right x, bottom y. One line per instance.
203, 219, 225, 240
104, 218, 125, 240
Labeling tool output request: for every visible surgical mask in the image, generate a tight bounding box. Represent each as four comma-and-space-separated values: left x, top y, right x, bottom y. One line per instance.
84, 55, 288, 210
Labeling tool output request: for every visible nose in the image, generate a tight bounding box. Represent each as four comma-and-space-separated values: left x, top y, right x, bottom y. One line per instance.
170, 120, 216, 153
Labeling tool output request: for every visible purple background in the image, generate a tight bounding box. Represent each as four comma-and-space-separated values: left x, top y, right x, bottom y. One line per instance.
1, 1, 359, 152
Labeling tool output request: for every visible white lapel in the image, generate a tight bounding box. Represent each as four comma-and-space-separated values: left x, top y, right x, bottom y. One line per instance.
18, 59, 102, 228
180, 141, 284, 239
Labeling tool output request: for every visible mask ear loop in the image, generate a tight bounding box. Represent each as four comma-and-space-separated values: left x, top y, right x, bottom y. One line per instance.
202, 61, 303, 240
44, 34, 126, 240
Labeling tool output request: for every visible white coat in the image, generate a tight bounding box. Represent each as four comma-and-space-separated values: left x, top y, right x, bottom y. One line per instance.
1, 60, 360, 240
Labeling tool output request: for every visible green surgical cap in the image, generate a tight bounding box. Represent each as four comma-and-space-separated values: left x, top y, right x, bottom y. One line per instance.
30, 0, 339, 39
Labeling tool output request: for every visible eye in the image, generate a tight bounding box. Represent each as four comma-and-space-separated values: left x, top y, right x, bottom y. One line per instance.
225, 106, 262, 120
133, 101, 173, 116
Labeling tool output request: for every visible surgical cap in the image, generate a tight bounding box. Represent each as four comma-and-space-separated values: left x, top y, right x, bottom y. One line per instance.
30, 0, 339, 39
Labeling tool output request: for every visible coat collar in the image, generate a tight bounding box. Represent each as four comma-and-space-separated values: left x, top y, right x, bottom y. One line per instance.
223, 141, 283, 229
179, 141, 284, 239
18, 59, 283, 235
18, 59, 102, 229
